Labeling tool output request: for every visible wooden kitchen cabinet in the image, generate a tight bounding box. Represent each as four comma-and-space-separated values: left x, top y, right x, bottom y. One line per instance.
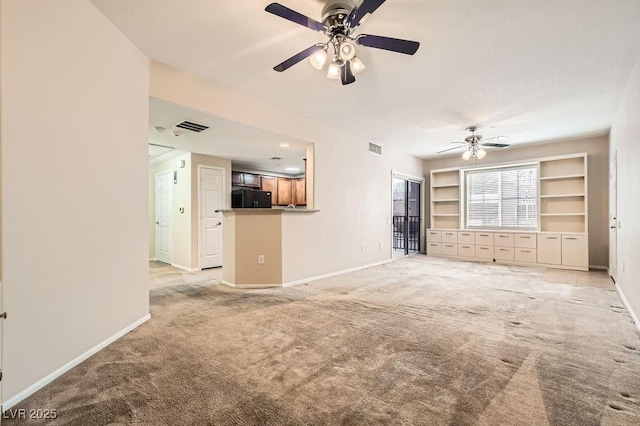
231, 171, 260, 188
277, 178, 293, 206
293, 178, 306, 206
260, 176, 278, 206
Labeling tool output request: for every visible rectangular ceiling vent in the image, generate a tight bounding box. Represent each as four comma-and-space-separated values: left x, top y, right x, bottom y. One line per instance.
174, 120, 209, 133
369, 142, 383, 156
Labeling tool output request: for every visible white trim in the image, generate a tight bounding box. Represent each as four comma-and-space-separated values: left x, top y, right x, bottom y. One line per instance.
615, 283, 640, 332
170, 263, 200, 273
589, 264, 608, 270
221, 281, 280, 289
197, 165, 226, 270
2, 314, 151, 412
149, 258, 157, 262
283, 260, 392, 287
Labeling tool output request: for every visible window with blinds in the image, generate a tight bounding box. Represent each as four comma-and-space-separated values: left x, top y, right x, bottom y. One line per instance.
465, 164, 538, 230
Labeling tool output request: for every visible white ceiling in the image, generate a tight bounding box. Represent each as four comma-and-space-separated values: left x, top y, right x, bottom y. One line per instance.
92, 0, 640, 158
148, 97, 308, 173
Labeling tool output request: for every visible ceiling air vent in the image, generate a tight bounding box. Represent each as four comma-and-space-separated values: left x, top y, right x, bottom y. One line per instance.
174, 120, 209, 133
369, 142, 382, 156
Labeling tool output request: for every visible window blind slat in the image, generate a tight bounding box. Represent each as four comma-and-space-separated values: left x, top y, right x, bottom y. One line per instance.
465, 165, 537, 229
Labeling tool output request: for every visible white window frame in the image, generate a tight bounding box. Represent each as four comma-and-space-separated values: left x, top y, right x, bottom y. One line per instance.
462, 162, 539, 231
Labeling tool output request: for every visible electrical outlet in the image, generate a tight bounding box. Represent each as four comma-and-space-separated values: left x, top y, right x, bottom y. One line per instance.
361, 244, 365, 251
379, 242, 383, 249
258, 255, 265, 264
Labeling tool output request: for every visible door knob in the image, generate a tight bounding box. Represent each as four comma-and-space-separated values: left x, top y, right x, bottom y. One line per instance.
216, 222, 222, 226
155, 221, 159, 225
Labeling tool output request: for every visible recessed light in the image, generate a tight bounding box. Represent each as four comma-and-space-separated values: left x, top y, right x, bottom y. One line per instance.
489, 126, 496, 130
280, 143, 290, 148
154, 126, 166, 133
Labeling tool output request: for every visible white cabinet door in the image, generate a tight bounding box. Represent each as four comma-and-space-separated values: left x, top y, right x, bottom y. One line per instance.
442, 231, 458, 244
458, 244, 475, 257
427, 230, 442, 243
537, 234, 562, 265
475, 232, 494, 245
495, 233, 515, 247
427, 242, 442, 255
476, 245, 494, 259
562, 235, 588, 267
495, 247, 515, 261
515, 234, 537, 248
458, 231, 475, 245
515, 249, 537, 263
442, 243, 458, 256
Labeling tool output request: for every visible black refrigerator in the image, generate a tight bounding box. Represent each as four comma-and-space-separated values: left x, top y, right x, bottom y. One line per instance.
231, 189, 272, 208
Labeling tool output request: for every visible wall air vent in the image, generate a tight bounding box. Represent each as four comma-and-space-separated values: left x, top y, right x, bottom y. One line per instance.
174, 120, 209, 133
369, 142, 382, 156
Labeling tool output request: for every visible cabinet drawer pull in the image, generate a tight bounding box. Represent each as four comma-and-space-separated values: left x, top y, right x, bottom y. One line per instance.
565, 237, 578, 240
479, 234, 489, 237
430, 244, 438, 247
480, 247, 489, 250
446, 245, 454, 248
546, 237, 558, 240
461, 233, 471, 236
445, 233, 453, 235
429, 232, 438, 235
499, 235, 509, 238
499, 248, 509, 252
520, 236, 531, 239
462, 246, 471, 249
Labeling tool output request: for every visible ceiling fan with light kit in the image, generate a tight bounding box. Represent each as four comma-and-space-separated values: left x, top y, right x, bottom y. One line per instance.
265, 0, 420, 85
437, 126, 510, 160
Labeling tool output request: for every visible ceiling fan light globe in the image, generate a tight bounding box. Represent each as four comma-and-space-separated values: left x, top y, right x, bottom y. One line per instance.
327, 59, 342, 79
309, 48, 328, 70
477, 149, 487, 159
351, 57, 366, 75
339, 41, 356, 60
462, 150, 472, 160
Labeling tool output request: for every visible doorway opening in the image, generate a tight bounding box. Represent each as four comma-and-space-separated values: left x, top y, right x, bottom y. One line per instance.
392, 176, 422, 258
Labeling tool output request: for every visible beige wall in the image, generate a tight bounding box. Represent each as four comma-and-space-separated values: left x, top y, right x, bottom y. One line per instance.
423, 136, 610, 267
0, 0, 149, 404
149, 153, 231, 269
150, 63, 424, 283
610, 60, 640, 322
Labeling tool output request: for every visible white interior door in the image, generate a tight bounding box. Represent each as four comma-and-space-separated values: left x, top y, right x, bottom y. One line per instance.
156, 171, 173, 264
200, 167, 224, 268
609, 151, 617, 281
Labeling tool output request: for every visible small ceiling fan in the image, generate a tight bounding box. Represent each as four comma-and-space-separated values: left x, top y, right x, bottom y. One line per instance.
437, 126, 510, 160
265, 0, 420, 85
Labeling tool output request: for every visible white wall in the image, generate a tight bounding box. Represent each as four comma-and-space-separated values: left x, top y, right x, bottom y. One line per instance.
0, 0, 149, 405
423, 136, 610, 268
150, 62, 423, 282
610, 60, 640, 324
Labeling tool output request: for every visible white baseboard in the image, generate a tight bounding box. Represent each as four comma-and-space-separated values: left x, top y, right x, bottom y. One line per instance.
149, 258, 157, 262
221, 280, 280, 289
589, 264, 608, 270
615, 283, 640, 332
171, 263, 200, 273
283, 259, 392, 287
2, 313, 151, 412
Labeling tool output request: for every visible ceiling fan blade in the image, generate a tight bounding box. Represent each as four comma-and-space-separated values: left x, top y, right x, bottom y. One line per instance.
481, 136, 509, 143
265, 3, 327, 32
273, 44, 324, 72
482, 143, 511, 148
341, 61, 356, 85
346, 0, 387, 29
437, 146, 466, 154
356, 34, 420, 55
451, 141, 466, 144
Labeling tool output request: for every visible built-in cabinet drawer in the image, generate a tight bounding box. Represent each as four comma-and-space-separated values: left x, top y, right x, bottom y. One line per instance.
562, 235, 588, 267
476, 245, 494, 259
427, 242, 442, 255
475, 233, 494, 246
515, 234, 537, 248
458, 232, 475, 245
537, 234, 562, 265
495, 233, 514, 247
495, 246, 515, 261
515, 248, 537, 263
442, 243, 458, 256
427, 231, 442, 243
442, 231, 458, 244
458, 244, 475, 257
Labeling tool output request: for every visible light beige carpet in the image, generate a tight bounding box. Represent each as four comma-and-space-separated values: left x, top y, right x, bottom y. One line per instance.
6, 256, 640, 425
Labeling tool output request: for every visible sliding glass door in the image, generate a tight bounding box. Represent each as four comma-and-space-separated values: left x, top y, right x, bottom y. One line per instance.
393, 177, 422, 257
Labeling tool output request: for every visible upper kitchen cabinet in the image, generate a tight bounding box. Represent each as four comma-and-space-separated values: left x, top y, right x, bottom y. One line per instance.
293, 178, 306, 206
277, 178, 293, 206
232, 172, 260, 188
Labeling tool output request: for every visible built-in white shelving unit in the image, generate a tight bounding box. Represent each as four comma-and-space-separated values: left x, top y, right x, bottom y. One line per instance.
430, 169, 461, 230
